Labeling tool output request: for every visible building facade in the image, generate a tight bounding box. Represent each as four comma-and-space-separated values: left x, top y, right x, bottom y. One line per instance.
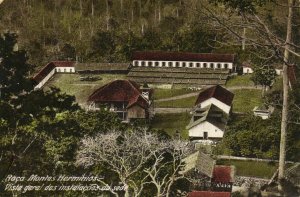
131, 51, 235, 72
88, 80, 151, 122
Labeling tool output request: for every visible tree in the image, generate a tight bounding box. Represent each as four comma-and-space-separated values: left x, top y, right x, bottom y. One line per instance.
251, 65, 276, 95
0, 33, 33, 100
190, 0, 299, 191
76, 130, 192, 197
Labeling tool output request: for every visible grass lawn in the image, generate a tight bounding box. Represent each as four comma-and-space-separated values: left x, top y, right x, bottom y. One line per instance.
155, 96, 197, 108
153, 88, 196, 100
216, 159, 277, 179
232, 89, 263, 113
151, 113, 191, 139
45, 73, 126, 106
226, 75, 254, 87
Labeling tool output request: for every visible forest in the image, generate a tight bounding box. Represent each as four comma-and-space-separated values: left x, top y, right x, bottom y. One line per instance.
1, 0, 299, 68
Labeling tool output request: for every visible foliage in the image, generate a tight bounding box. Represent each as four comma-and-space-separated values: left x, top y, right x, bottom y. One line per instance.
0, 33, 33, 99
223, 113, 281, 159
250, 65, 277, 88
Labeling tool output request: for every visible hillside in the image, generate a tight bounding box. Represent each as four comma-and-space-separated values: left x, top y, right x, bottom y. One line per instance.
0, 0, 298, 68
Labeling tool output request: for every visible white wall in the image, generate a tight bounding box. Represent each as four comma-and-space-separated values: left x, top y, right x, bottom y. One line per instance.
200, 98, 231, 114
189, 121, 224, 139
242, 67, 254, 74
34, 69, 56, 90
55, 67, 75, 73
132, 60, 233, 70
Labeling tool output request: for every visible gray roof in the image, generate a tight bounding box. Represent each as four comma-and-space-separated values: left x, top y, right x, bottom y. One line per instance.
180, 151, 216, 178
75, 62, 130, 71
187, 104, 227, 130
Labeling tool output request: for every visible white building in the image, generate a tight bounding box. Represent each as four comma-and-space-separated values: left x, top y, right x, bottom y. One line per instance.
253, 106, 275, 119
241, 62, 254, 74
131, 51, 236, 72
188, 85, 234, 142
187, 104, 227, 142
33, 61, 75, 89
193, 85, 234, 114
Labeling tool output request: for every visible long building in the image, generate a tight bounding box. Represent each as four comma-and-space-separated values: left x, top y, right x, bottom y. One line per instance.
131, 51, 235, 72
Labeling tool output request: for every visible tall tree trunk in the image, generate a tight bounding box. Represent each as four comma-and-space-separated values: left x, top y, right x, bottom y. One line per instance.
120, 0, 123, 13
242, 27, 246, 50
91, 0, 94, 17
80, 0, 83, 16
278, 0, 294, 190
106, 0, 111, 30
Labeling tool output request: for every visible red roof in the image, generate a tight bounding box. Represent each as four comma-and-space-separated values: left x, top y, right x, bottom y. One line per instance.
132, 51, 235, 63
195, 85, 234, 106
88, 80, 149, 109
33, 61, 75, 84
52, 61, 75, 67
212, 165, 234, 183
188, 191, 231, 197
33, 62, 56, 84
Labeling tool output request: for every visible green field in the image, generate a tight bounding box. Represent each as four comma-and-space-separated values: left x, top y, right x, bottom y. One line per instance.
226, 75, 254, 87
151, 113, 191, 139
154, 88, 196, 100
216, 159, 277, 179
232, 89, 263, 113
46, 74, 126, 106
155, 96, 197, 108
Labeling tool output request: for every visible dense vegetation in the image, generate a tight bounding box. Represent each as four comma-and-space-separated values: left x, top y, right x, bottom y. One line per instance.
1, 0, 298, 68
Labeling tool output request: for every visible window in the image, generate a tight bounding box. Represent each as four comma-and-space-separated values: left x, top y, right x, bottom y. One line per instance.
64, 68, 66, 72
182, 62, 186, 67
162, 62, 166, 67
57, 68, 61, 72
217, 63, 221, 69
148, 62, 153, 67
224, 64, 228, 69
141, 61, 145, 66
189, 63, 193, 67
210, 63, 214, 68
203, 63, 207, 68
175, 62, 179, 67
134, 61, 139, 66
203, 132, 208, 140
196, 63, 200, 68
155, 62, 159, 66
168, 62, 173, 67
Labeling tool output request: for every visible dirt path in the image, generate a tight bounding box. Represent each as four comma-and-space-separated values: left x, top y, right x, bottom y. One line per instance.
154, 108, 191, 114
155, 86, 262, 102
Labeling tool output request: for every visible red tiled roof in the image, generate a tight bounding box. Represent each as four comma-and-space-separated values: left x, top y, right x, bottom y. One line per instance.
132, 51, 235, 63
188, 191, 231, 197
195, 85, 234, 106
32, 62, 55, 84
33, 61, 75, 84
88, 80, 149, 109
212, 165, 234, 183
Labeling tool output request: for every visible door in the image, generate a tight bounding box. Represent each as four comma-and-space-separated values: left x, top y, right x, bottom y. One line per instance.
203, 132, 208, 140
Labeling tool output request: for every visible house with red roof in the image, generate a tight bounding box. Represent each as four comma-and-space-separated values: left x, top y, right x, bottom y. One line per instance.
33, 61, 75, 89
181, 151, 235, 194
88, 80, 152, 121
131, 51, 236, 72
194, 85, 234, 114
187, 85, 234, 142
